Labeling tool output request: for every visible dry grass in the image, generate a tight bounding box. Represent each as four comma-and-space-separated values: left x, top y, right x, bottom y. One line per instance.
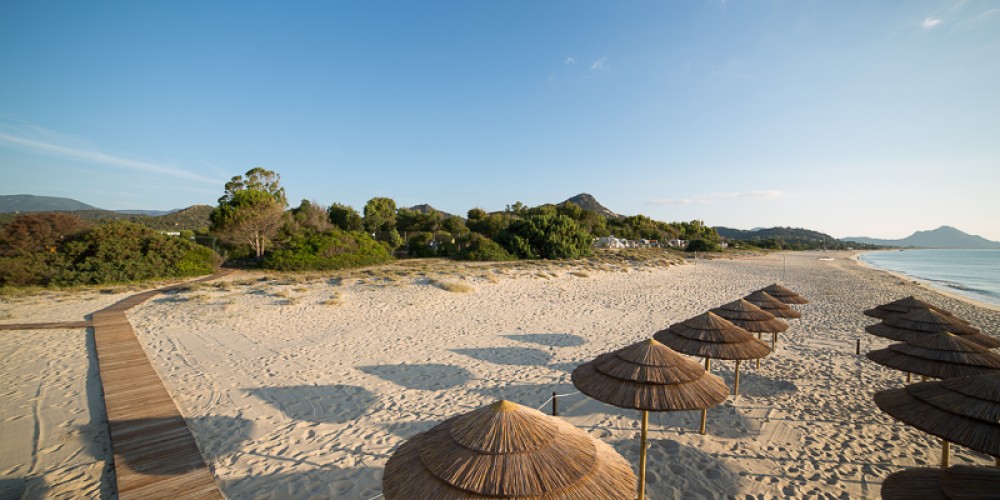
431, 280, 474, 293
569, 271, 590, 278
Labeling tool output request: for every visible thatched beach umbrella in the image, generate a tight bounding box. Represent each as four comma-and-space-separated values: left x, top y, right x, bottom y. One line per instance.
711, 298, 789, 350
758, 283, 809, 305
744, 290, 802, 320
874, 372, 1000, 468
880, 465, 1000, 500
572, 338, 729, 499
382, 399, 636, 499
653, 311, 771, 396
866, 308, 1000, 348
863, 295, 965, 322
867, 331, 1000, 380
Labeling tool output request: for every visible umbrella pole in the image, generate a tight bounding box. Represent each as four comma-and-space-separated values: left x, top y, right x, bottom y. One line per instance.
705, 357, 711, 371
734, 360, 741, 396
699, 408, 707, 435
771, 332, 777, 349
941, 440, 950, 468
907, 372, 912, 383
638, 410, 648, 500
756, 334, 761, 368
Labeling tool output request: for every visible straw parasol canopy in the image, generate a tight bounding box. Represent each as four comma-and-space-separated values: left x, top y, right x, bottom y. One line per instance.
873, 372, 1000, 467
867, 331, 1000, 380
880, 465, 1000, 500
757, 283, 809, 305
572, 338, 730, 412
863, 295, 965, 322
653, 312, 772, 361
653, 311, 771, 399
711, 299, 789, 352
865, 308, 1000, 348
710, 299, 789, 334
572, 338, 729, 499
744, 290, 802, 319
382, 399, 636, 499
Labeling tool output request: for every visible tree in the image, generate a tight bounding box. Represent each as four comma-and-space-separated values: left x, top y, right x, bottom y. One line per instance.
211, 168, 288, 260
219, 167, 287, 207
467, 208, 487, 221
289, 199, 332, 233
0, 212, 91, 255
363, 197, 397, 233
328, 203, 364, 231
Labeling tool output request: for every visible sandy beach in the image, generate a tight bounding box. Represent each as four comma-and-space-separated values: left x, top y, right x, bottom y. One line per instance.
3, 250, 999, 499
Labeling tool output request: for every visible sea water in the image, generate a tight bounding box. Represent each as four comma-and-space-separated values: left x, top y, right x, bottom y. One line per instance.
860, 249, 1000, 308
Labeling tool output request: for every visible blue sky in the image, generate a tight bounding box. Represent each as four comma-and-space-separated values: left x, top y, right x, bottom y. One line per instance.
2, 1, 999, 240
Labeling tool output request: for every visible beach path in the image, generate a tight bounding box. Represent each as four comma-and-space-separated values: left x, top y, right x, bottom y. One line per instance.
2, 273, 230, 498
89, 272, 229, 499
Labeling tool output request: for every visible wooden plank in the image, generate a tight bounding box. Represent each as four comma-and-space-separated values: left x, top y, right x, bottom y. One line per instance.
90, 272, 229, 499
0, 321, 91, 330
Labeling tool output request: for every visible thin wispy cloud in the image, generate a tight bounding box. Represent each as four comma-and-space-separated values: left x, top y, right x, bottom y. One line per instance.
563, 56, 576, 65
590, 57, 608, 71
922, 17, 942, 29
646, 190, 786, 206
0, 129, 224, 185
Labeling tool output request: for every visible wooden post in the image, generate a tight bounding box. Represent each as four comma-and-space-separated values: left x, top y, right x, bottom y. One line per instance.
942, 440, 950, 468
699, 408, 707, 435
552, 391, 558, 416
734, 360, 742, 396
638, 410, 648, 500
771, 332, 777, 349
856, 339, 860, 355
705, 357, 711, 371
907, 372, 912, 383
756, 334, 761, 368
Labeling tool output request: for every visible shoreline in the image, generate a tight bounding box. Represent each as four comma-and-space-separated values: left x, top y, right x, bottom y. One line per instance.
852, 250, 1000, 313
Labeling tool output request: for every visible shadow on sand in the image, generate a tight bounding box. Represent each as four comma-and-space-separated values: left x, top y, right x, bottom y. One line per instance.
451, 347, 552, 367
220, 465, 383, 499
502, 333, 587, 347
246, 385, 376, 424
714, 366, 799, 398
609, 437, 741, 499
107, 415, 250, 476
357, 363, 472, 390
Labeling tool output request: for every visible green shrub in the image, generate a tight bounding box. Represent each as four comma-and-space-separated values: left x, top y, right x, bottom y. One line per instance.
685, 239, 720, 252
262, 229, 392, 271
498, 214, 592, 260
46, 221, 219, 286
459, 234, 515, 261
407, 232, 436, 258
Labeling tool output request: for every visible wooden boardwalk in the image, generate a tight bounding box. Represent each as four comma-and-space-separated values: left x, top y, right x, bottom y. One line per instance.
90, 273, 228, 499
4, 272, 229, 499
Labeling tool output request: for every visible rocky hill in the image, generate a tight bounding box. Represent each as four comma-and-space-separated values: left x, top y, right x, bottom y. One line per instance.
562, 193, 619, 218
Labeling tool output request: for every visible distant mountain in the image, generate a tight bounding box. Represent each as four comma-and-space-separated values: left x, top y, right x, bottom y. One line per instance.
116, 209, 175, 216
715, 226, 839, 246
845, 226, 1000, 249
142, 205, 213, 231
563, 193, 619, 218
714, 226, 844, 250
408, 204, 455, 219
0, 194, 99, 212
